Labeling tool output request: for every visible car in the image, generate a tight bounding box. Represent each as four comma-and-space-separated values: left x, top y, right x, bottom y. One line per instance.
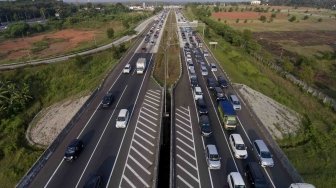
199, 115, 212, 136
186, 57, 192, 62
229, 95, 241, 110
141, 46, 146, 52
213, 87, 225, 100
190, 77, 198, 87
150, 40, 155, 45
217, 76, 228, 88
123, 63, 131, 74
227, 172, 246, 188
203, 49, 209, 57
193, 86, 203, 100
116, 109, 130, 128
189, 68, 196, 79
252, 140, 274, 167
201, 66, 208, 76
101, 92, 114, 108
83, 175, 102, 188
289, 183, 316, 188
64, 139, 84, 161
245, 162, 268, 188
207, 77, 218, 90
200, 61, 206, 67
210, 63, 217, 71
188, 61, 194, 70
229, 134, 248, 159
197, 98, 208, 115
205, 145, 221, 169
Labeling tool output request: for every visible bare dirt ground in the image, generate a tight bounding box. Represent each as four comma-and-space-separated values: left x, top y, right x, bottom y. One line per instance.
27, 96, 89, 147
234, 84, 301, 139
0, 29, 96, 61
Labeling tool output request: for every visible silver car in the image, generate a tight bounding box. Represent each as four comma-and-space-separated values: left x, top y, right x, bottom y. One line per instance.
205, 145, 221, 169
253, 140, 274, 167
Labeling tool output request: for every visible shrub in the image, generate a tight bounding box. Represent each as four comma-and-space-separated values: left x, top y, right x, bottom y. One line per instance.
289, 15, 297, 22
260, 15, 267, 22
236, 19, 239, 23
271, 13, 276, 18
106, 28, 114, 39
303, 15, 309, 20
218, 18, 221, 22
318, 18, 322, 22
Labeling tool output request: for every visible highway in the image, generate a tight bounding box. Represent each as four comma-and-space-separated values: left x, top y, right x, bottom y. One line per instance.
27, 11, 168, 188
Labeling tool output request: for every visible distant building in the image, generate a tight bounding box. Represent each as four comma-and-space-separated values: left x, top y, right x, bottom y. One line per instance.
251, 1, 261, 5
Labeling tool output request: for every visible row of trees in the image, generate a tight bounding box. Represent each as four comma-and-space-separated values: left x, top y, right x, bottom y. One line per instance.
268, 0, 336, 9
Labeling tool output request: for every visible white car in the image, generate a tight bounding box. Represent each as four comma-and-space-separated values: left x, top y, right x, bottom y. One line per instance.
227, 172, 246, 188
229, 95, 241, 110
210, 63, 217, 72
116, 109, 130, 128
193, 86, 203, 100
229, 134, 248, 159
201, 66, 208, 76
123, 64, 131, 74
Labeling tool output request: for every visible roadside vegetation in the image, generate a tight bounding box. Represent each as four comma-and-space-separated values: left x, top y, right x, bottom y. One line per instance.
153, 11, 180, 87
0, 43, 128, 187
185, 4, 336, 187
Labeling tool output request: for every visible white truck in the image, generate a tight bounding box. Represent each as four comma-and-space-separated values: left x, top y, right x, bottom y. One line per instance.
136, 58, 147, 74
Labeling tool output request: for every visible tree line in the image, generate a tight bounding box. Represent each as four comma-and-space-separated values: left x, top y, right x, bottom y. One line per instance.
268, 0, 336, 9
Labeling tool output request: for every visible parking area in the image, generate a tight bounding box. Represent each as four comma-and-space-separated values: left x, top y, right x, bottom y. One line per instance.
119, 88, 163, 188
175, 106, 201, 188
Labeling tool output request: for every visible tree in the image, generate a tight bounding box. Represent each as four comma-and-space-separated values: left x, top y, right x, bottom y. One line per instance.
282, 58, 294, 73
236, 18, 240, 23
217, 18, 221, 22
106, 28, 114, 39
260, 15, 267, 22
271, 13, 276, 18
288, 15, 296, 22
318, 18, 322, 22
204, 26, 210, 38
303, 15, 309, 20
299, 65, 314, 84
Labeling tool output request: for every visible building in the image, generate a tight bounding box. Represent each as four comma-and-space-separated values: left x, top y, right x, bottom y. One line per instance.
251, 1, 261, 5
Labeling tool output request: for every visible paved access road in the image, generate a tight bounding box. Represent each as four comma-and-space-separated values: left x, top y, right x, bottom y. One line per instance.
28, 10, 169, 188
172, 10, 294, 188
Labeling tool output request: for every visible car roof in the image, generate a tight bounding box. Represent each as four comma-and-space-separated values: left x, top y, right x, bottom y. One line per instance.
210, 63, 216, 66
289, 183, 316, 188
69, 139, 81, 147
207, 145, 218, 154
230, 95, 239, 101
231, 134, 244, 144
118, 109, 128, 117
195, 86, 202, 91
214, 87, 223, 92
254, 140, 269, 152
200, 115, 209, 122
229, 172, 245, 185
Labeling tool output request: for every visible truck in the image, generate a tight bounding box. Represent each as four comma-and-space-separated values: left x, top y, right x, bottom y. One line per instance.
136, 58, 146, 74
218, 100, 237, 130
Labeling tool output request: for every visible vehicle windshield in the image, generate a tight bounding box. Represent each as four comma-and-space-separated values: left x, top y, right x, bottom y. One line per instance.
236, 144, 245, 150
227, 119, 237, 125
117, 117, 125, 121
233, 101, 240, 105
66, 147, 75, 154
261, 151, 272, 158
235, 185, 246, 188
196, 91, 202, 95
210, 154, 219, 160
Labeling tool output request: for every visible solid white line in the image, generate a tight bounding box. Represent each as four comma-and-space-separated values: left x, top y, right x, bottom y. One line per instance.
134, 139, 154, 155
137, 120, 156, 133
126, 164, 150, 187
146, 92, 161, 100
180, 106, 189, 111
177, 154, 197, 170
129, 155, 151, 175
176, 137, 194, 151
175, 123, 192, 137
176, 108, 189, 117
107, 53, 154, 187
177, 164, 199, 183
176, 112, 191, 122
75, 85, 128, 188
139, 116, 157, 127
263, 168, 276, 188
140, 110, 158, 121
176, 118, 191, 128
237, 117, 252, 145
176, 131, 193, 143
144, 98, 160, 106
122, 175, 136, 188
143, 102, 159, 111
44, 160, 63, 188
137, 126, 155, 139
177, 175, 194, 188
135, 132, 154, 147
145, 95, 160, 103
176, 145, 195, 160
142, 106, 158, 116
131, 146, 153, 165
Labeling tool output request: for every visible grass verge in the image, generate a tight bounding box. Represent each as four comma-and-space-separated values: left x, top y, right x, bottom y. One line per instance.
153, 11, 180, 87
184, 7, 336, 187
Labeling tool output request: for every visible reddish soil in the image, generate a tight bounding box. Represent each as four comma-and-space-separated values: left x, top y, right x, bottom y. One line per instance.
0, 29, 96, 61
212, 11, 287, 20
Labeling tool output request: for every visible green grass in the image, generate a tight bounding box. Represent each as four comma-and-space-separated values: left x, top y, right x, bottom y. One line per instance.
184, 7, 336, 187
0, 45, 128, 187
153, 11, 180, 87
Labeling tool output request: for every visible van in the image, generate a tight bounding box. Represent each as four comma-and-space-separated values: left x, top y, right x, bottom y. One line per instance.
116, 109, 130, 128
229, 95, 241, 110
289, 183, 315, 188
245, 162, 268, 188
193, 86, 203, 100
205, 145, 221, 169
252, 140, 274, 167
227, 172, 246, 188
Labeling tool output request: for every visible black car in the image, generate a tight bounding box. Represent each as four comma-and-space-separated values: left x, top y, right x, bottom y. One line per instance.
64, 139, 84, 161
190, 77, 198, 87
245, 162, 268, 188
213, 87, 226, 101
199, 115, 212, 136
101, 92, 114, 108
217, 76, 228, 88
207, 77, 218, 90
84, 175, 102, 188
197, 98, 208, 115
